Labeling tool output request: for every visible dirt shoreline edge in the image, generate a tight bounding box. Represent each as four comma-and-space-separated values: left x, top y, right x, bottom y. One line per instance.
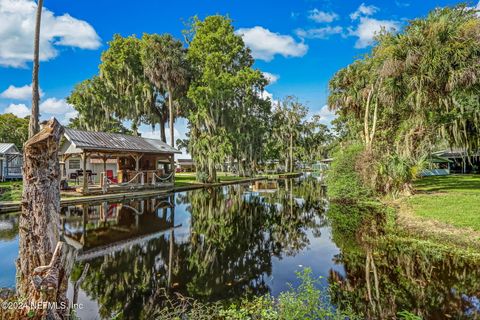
389, 198, 480, 252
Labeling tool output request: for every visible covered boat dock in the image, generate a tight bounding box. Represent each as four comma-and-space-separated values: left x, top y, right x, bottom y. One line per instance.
59, 128, 181, 195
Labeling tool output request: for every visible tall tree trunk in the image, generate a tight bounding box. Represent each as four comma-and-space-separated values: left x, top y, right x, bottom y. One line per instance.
131, 119, 140, 136
364, 87, 373, 149
369, 98, 378, 146
17, 118, 76, 319
167, 83, 174, 147
29, 0, 44, 138
159, 120, 167, 143
208, 159, 217, 183
152, 93, 167, 143
289, 133, 294, 173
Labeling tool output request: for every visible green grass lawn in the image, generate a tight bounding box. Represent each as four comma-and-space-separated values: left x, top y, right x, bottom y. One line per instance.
0, 173, 257, 202
174, 172, 254, 187
0, 181, 23, 202
174, 173, 201, 187
407, 175, 480, 231
263, 172, 300, 179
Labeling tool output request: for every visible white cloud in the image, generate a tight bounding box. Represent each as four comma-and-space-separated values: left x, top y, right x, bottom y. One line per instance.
63, 110, 79, 123
350, 3, 379, 20
141, 127, 182, 142
0, 84, 44, 100
262, 72, 279, 85
139, 122, 191, 158
2, 96, 79, 124
472, 1, 480, 11
5, 103, 30, 118
0, 0, 101, 68
236, 26, 308, 61
315, 105, 337, 125
259, 89, 280, 109
308, 9, 339, 23
296, 26, 343, 39
39, 97, 74, 115
350, 17, 401, 48
40, 97, 78, 124
260, 89, 273, 101
466, 1, 480, 16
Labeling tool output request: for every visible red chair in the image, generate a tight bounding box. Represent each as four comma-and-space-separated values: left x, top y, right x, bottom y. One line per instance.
106, 170, 118, 183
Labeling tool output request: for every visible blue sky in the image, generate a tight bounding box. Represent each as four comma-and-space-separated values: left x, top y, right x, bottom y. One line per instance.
0, 0, 478, 151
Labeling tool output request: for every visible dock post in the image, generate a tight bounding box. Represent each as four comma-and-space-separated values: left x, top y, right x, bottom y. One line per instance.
82, 151, 88, 194
170, 154, 175, 184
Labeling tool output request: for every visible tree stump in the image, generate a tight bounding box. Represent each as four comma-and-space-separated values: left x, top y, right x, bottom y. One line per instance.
16, 118, 76, 319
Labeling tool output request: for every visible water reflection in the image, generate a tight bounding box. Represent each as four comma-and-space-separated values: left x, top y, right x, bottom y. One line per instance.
65, 178, 330, 319
0, 214, 18, 288
61, 198, 176, 252
327, 203, 480, 319
2, 177, 478, 319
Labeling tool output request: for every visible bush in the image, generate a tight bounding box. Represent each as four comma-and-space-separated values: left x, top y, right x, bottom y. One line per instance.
196, 171, 209, 183
375, 154, 423, 197
153, 268, 359, 319
326, 143, 373, 201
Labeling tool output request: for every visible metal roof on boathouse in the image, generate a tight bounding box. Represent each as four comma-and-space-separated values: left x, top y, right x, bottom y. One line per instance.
62, 128, 181, 154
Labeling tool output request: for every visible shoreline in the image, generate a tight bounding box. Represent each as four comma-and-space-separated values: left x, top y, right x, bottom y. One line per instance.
390, 198, 480, 252
386, 175, 480, 252
0, 176, 272, 214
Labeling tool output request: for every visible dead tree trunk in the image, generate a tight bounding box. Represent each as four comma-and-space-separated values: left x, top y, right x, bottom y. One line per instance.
17, 118, 76, 319
73, 263, 90, 305
29, 0, 44, 138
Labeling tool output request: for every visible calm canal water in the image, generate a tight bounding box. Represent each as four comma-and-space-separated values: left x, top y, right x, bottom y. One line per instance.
1, 175, 479, 319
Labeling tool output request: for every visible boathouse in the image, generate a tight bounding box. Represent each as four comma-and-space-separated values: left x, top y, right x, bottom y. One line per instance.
59, 128, 181, 194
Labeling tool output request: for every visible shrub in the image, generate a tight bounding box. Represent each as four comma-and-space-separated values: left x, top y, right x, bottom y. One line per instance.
153, 268, 359, 319
196, 171, 209, 183
326, 143, 373, 201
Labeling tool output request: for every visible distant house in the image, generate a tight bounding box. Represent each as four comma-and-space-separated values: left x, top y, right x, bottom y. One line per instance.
176, 158, 196, 172
313, 158, 333, 172
0, 143, 22, 181
421, 154, 452, 176
433, 149, 480, 174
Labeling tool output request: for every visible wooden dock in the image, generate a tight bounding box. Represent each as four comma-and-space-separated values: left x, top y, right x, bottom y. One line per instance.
0, 176, 265, 214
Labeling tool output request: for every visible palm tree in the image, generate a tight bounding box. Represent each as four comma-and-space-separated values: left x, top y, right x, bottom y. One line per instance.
141, 34, 189, 148
29, 0, 43, 138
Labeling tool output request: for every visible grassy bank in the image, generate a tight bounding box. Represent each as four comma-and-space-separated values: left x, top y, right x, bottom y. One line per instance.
395, 174, 480, 250
0, 173, 261, 207
174, 172, 257, 187
0, 181, 22, 202
263, 172, 302, 179
1, 172, 299, 202
326, 144, 480, 249
405, 175, 480, 231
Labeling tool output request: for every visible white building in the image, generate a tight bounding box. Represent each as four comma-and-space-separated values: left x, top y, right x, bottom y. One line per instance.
0, 143, 22, 181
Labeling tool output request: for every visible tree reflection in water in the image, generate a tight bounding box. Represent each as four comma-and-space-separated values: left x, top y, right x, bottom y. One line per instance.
10, 177, 480, 319
69, 178, 326, 319
327, 203, 480, 320
0, 214, 18, 242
